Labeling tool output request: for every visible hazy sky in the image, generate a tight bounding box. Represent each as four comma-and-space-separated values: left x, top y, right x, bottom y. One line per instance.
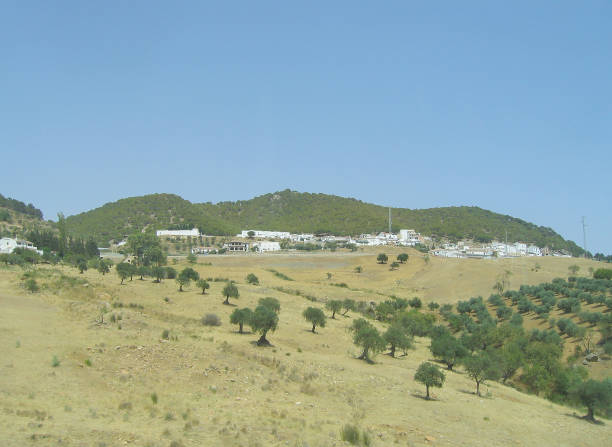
2, 1, 611, 253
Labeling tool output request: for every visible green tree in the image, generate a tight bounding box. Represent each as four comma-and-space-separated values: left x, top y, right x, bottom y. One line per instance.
463, 352, 501, 396
377, 253, 388, 264
137, 265, 150, 280
250, 304, 279, 346
230, 308, 253, 334
152, 266, 166, 283
414, 362, 445, 400
222, 282, 239, 305
76, 258, 88, 274
258, 297, 280, 314
246, 273, 259, 285
176, 267, 199, 291
116, 263, 132, 284
390, 261, 400, 271
127, 233, 162, 265
397, 253, 409, 263
97, 259, 110, 275
354, 265, 363, 273
165, 266, 177, 279
187, 252, 197, 264
342, 299, 356, 316
429, 335, 467, 371
303, 307, 326, 333
570, 378, 612, 422
408, 297, 422, 309
57, 212, 67, 257
568, 264, 580, 276
326, 300, 343, 319
85, 238, 99, 258
196, 279, 210, 294
498, 341, 524, 383
384, 324, 413, 358
350, 318, 386, 362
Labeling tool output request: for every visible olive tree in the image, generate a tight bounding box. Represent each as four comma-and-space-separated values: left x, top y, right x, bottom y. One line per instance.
116, 263, 132, 284
570, 378, 612, 422
326, 300, 343, 319
429, 335, 468, 371
350, 318, 386, 362
303, 307, 326, 333
196, 279, 210, 294
176, 267, 199, 292
384, 324, 413, 358
414, 362, 445, 400
463, 352, 501, 396
222, 282, 239, 305
250, 304, 279, 346
230, 308, 253, 334
377, 253, 388, 264
397, 253, 409, 263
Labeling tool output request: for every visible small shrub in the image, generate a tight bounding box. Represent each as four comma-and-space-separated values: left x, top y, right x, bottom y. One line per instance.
202, 313, 221, 326
24, 278, 39, 293
161, 329, 170, 340
150, 393, 158, 404
340, 424, 360, 445
340, 424, 371, 446
85, 358, 92, 367
51, 355, 60, 367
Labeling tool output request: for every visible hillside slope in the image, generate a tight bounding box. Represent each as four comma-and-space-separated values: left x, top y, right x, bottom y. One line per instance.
64, 190, 584, 255
0, 256, 609, 446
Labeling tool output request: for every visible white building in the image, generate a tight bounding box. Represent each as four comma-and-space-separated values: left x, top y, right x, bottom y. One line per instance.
290, 233, 314, 242
0, 238, 43, 255
239, 230, 291, 239
156, 228, 200, 237
399, 229, 420, 246
527, 245, 542, 256
253, 241, 281, 252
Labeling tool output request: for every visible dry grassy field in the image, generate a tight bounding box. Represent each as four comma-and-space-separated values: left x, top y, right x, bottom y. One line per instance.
0, 248, 610, 446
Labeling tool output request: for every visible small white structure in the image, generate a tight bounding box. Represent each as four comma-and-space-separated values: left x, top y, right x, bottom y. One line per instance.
0, 238, 43, 255
253, 241, 281, 252
290, 233, 314, 242
156, 228, 200, 237
224, 241, 249, 252
239, 230, 291, 239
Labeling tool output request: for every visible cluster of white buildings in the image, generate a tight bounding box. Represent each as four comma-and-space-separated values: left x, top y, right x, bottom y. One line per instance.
0, 237, 43, 255
433, 241, 545, 259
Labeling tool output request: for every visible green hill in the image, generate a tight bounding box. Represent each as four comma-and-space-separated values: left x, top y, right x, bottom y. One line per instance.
0, 193, 52, 238
64, 190, 585, 255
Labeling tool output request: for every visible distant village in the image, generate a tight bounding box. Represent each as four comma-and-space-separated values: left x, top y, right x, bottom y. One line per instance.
152, 228, 572, 259
0, 226, 573, 259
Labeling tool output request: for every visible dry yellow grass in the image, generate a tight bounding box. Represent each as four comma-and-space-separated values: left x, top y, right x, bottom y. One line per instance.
0, 251, 610, 446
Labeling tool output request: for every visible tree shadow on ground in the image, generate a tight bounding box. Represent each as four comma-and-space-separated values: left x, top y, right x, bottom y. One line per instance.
565, 413, 605, 425
249, 340, 275, 348
222, 302, 237, 307
411, 392, 441, 401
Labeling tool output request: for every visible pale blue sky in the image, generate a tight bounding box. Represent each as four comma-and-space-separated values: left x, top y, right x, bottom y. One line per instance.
1, 1, 611, 253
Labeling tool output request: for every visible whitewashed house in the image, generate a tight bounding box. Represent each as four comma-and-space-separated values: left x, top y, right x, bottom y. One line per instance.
0, 238, 43, 255
253, 241, 281, 252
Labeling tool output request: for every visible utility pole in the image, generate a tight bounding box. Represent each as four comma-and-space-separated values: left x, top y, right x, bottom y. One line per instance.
582, 216, 587, 256
388, 207, 392, 234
